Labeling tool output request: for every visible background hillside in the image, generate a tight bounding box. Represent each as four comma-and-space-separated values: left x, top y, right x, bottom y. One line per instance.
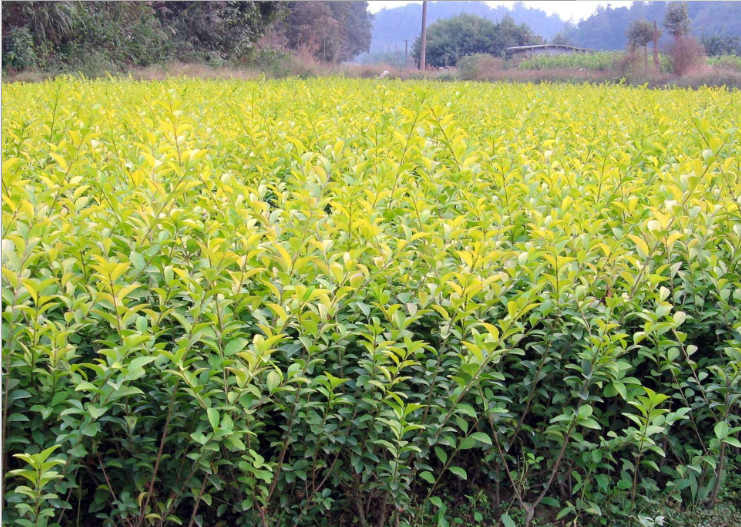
564, 1, 741, 50
364, 0, 741, 59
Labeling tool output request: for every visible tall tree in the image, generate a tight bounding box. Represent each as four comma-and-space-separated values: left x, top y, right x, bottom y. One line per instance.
330, 2, 373, 62
412, 13, 530, 68
626, 19, 655, 68
279, 2, 372, 62
156, 2, 287, 60
663, 2, 691, 39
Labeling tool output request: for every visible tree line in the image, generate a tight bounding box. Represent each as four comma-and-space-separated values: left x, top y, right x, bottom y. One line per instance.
408, 1, 735, 70
1, 1, 373, 73
561, 0, 741, 52
365, 0, 741, 65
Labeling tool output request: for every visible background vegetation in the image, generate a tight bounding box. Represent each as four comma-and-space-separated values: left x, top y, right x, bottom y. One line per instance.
365, 1, 741, 59
3, 0, 741, 88
409, 14, 530, 68
1, 1, 372, 75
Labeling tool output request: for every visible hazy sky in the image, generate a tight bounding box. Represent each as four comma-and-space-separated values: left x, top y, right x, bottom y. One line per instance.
367, 1, 635, 22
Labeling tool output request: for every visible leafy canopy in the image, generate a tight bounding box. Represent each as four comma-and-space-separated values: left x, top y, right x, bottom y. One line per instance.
412, 13, 530, 67
626, 19, 655, 48
664, 1, 692, 39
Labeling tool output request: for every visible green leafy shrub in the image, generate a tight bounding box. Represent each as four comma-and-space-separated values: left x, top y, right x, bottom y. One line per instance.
3, 26, 38, 71
2, 78, 741, 527
707, 54, 741, 72
412, 14, 530, 67
517, 51, 625, 71
516, 50, 675, 77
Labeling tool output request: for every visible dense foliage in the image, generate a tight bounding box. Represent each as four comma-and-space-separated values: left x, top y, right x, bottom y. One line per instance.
1, 1, 290, 72
515, 51, 628, 71
626, 19, 655, 50
412, 14, 530, 67
707, 54, 741, 71
275, 2, 373, 63
701, 34, 741, 58
663, 2, 692, 40
153, 2, 288, 63
1, 1, 374, 73
3, 78, 741, 527
1, 1, 170, 71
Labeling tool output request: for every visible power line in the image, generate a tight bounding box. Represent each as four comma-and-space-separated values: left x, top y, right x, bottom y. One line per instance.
390, 3, 410, 44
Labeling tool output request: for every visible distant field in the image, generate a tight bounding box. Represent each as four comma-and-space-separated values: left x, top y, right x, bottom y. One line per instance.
515, 50, 741, 74
707, 54, 741, 71
516, 50, 674, 71
3, 79, 741, 527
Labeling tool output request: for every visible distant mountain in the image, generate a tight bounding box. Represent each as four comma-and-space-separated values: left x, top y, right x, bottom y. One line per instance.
565, 1, 741, 51
366, 1, 566, 55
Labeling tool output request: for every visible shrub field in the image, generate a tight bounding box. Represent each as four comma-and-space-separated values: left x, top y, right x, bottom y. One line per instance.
515, 51, 677, 75
516, 51, 626, 71
2, 78, 741, 527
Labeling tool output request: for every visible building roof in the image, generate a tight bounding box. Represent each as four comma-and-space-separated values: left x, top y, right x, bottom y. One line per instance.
506, 44, 593, 52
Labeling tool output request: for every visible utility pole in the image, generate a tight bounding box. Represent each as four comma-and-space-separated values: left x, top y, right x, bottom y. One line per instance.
403, 39, 411, 68
420, 0, 427, 71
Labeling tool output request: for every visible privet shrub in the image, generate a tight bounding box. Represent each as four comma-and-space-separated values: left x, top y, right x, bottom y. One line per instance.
2, 78, 741, 527
516, 51, 624, 72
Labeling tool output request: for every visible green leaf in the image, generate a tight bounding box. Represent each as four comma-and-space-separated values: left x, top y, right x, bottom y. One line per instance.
420, 471, 435, 484
448, 466, 467, 480
469, 432, 491, 445
224, 339, 248, 356
459, 436, 476, 450
207, 408, 220, 429
501, 513, 517, 527
714, 421, 729, 440
266, 371, 281, 393
88, 405, 107, 420
455, 404, 477, 418
579, 418, 601, 430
